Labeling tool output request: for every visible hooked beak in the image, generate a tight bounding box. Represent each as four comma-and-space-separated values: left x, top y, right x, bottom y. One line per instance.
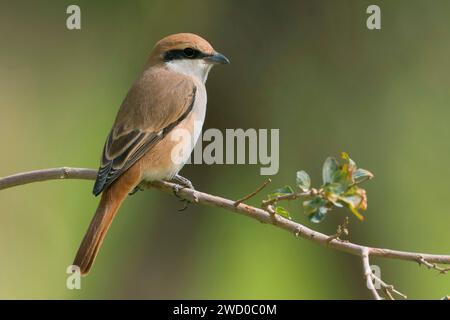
204, 52, 230, 65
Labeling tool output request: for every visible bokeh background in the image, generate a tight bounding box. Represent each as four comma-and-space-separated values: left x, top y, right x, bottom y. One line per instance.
0, 0, 449, 299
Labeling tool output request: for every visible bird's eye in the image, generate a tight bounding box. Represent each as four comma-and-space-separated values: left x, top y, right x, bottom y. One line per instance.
183, 47, 195, 57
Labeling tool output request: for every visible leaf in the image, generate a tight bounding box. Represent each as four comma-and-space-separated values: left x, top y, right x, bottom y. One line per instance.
296, 170, 311, 191
324, 191, 343, 207
274, 206, 291, 219
303, 196, 327, 215
325, 182, 347, 195
340, 194, 362, 208
354, 187, 368, 211
338, 195, 365, 221
348, 205, 365, 221
322, 157, 339, 184
309, 206, 329, 223
341, 186, 368, 210
353, 168, 374, 184
267, 185, 294, 199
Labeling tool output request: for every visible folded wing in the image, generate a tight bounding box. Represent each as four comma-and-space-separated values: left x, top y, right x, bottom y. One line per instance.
93, 69, 196, 196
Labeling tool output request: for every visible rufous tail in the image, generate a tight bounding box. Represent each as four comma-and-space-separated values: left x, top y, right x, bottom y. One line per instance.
73, 172, 138, 275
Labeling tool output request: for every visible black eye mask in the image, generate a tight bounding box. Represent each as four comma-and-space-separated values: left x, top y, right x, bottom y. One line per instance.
164, 48, 209, 61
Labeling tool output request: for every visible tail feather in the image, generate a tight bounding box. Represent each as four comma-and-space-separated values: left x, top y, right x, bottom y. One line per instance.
73, 170, 139, 275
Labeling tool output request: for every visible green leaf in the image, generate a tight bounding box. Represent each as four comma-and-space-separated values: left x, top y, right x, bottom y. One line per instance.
303, 196, 327, 215
324, 191, 344, 207
330, 164, 354, 191
325, 182, 347, 195
274, 206, 291, 219
296, 170, 311, 191
322, 157, 339, 184
309, 206, 329, 223
353, 168, 374, 184
267, 185, 294, 199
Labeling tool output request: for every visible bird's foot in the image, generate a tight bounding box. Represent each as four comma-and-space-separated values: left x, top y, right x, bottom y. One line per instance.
169, 175, 198, 211
171, 174, 194, 190
129, 184, 145, 196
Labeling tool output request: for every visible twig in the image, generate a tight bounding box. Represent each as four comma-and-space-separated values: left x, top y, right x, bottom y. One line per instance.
371, 273, 407, 299
327, 216, 350, 243
418, 256, 450, 274
234, 178, 272, 206
360, 247, 407, 300
1, 167, 450, 299
261, 190, 312, 210
361, 247, 382, 300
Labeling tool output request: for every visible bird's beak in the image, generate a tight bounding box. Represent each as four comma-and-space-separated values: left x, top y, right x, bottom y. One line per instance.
204, 52, 230, 65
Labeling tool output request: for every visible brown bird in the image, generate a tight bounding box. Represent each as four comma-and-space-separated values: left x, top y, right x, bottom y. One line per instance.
73, 33, 229, 275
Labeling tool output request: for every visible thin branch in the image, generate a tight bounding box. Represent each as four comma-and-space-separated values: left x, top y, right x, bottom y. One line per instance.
361, 247, 382, 300
371, 273, 407, 300
1, 167, 450, 299
261, 190, 312, 209
0, 167, 97, 190
361, 247, 407, 300
234, 178, 272, 206
327, 216, 350, 243
418, 256, 450, 274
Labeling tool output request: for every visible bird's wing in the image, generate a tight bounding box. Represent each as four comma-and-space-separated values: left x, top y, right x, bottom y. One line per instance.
92, 68, 197, 196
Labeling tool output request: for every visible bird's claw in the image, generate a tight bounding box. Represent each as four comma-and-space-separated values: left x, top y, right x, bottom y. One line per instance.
171, 177, 198, 211
172, 174, 194, 190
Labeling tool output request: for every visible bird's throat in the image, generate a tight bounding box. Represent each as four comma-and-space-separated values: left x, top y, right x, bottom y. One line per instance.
165, 59, 213, 83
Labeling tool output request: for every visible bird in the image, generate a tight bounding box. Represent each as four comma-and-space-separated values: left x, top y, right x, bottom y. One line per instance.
73, 33, 229, 275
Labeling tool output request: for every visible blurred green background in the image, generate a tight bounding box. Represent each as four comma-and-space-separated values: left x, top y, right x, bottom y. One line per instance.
0, 0, 449, 299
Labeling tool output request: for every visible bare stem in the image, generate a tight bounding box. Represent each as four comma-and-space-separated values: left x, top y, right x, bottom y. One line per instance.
361, 247, 382, 300
234, 178, 272, 206
261, 190, 311, 209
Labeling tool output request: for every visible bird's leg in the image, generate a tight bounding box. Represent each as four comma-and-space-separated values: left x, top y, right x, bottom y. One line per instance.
129, 182, 145, 196
168, 175, 197, 211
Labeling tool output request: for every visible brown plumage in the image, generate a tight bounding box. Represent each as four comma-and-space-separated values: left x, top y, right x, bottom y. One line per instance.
92, 70, 197, 196
73, 33, 229, 275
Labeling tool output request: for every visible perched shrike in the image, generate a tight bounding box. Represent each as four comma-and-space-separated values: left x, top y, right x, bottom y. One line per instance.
73, 33, 229, 275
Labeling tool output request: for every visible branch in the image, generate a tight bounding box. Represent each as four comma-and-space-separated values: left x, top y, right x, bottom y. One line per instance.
0, 167, 97, 189
1, 167, 449, 299
361, 247, 382, 300
234, 178, 272, 206
361, 247, 407, 300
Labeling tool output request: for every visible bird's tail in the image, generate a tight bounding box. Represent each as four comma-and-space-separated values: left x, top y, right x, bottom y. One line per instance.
73, 172, 138, 275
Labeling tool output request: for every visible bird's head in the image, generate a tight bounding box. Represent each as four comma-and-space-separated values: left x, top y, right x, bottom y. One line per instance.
148, 33, 230, 83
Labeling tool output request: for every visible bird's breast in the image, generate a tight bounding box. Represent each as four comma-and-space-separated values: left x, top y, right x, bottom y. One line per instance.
139, 83, 207, 181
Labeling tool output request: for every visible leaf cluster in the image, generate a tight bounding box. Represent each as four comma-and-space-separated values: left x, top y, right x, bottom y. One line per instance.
266, 152, 373, 223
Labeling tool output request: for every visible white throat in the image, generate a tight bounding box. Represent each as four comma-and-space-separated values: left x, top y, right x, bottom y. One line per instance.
166, 59, 213, 83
